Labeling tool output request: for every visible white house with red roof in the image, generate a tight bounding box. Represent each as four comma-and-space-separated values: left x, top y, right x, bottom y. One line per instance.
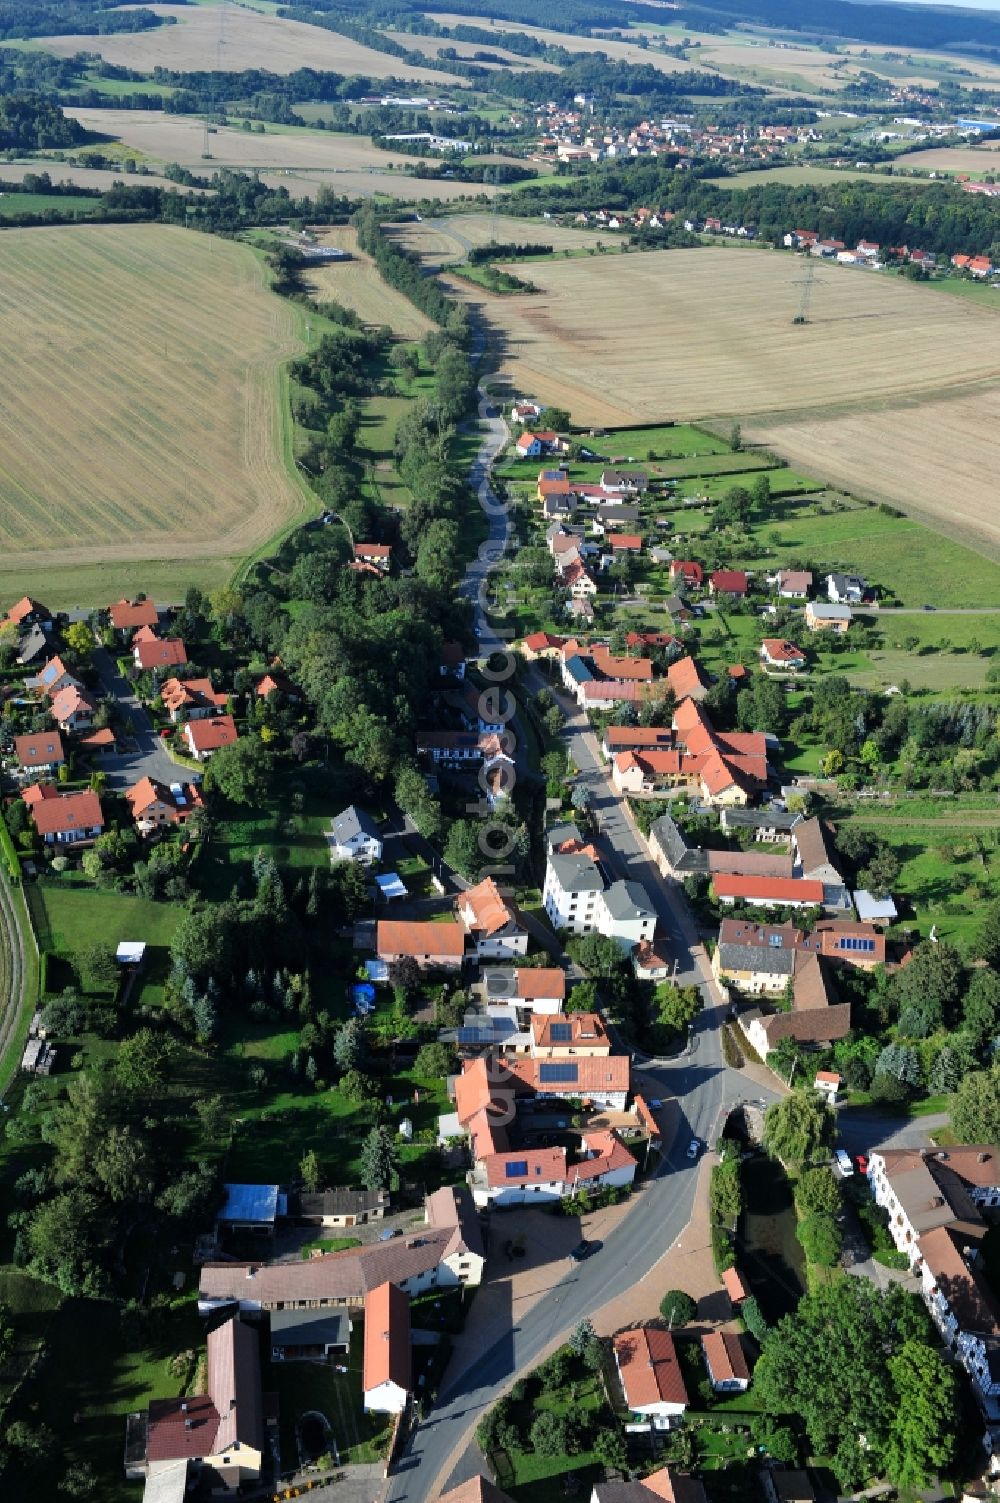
183, 715, 238, 761
613, 1327, 689, 1427
24, 785, 103, 845
456, 877, 528, 959
133, 627, 188, 674
362, 1281, 410, 1415
760, 639, 806, 671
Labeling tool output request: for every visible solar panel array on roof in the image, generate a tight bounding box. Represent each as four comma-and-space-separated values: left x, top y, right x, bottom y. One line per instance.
539, 1062, 578, 1084
505, 1160, 529, 1178
549, 1023, 572, 1041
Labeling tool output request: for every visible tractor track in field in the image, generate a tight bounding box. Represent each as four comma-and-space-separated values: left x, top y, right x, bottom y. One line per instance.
0, 876, 28, 1095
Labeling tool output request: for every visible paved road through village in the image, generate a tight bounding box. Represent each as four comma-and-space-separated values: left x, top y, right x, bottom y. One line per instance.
385, 367, 756, 1503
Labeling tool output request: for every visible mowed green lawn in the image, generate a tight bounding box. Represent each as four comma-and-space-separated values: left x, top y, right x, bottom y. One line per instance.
836, 818, 1000, 946
732, 495, 1000, 608
0, 192, 97, 218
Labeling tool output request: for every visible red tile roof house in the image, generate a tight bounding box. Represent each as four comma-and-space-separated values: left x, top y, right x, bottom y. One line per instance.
709, 570, 748, 599
5, 595, 51, 630
125, 1314, 268, 1491
613, 1326, 689, 1427
669, 561, 703, 588
160, 675, 228, 723
609, 533, 643, 554
108, 597, 159, 634
125, 776, 203, 835
132, 626, 188, 673
48, 683, 98, 734
14, 731, 65, 776
363, 1281, 411, 1415
712, 875, 824, 910
30, 654, 79, 697
25, 785, 104, 846
376, 919, 466, 971
456, 877, 529, 960
760, 638, 807, 671
353, 542, 392, 571
701, 1331, 751, 1392
183, 715, 238, 762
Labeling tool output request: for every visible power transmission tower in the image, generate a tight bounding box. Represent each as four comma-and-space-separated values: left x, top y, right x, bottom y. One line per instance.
792, 257, 815, 325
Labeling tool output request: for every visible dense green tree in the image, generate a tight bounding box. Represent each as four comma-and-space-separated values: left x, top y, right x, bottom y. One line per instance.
741, 1295, 768, 1343
963, 967, 1000, 1045
754, 1281, 932, 1489
414, 1041, 454, 1078
300, 1149, 322, 1193
796, 1211, 842, 1267
884, 1340, 958, 1490
359, 1124, 398, 1191
762, 1089, 834, 1164
794, 1166, 840, 1216
203, 735, 273, 805
76, 941, 118, 992
24, 1189, 111, 1296
952, 1063, 1000, 1143
333, 1017, 367, 1073
890, 940, 964, 1026
115, 1028, 172, 1097
659, 1289, 697, 1326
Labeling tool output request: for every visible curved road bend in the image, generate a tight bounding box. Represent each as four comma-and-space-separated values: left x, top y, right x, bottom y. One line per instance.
386, 370, 775, 1503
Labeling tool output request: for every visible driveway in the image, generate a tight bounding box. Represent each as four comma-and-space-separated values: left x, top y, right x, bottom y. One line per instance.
92, 646, 183, 790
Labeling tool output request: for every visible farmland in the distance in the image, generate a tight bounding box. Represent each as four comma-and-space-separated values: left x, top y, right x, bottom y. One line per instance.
39, 2, 463, 82
298, 227, 434, 339
459, 247, 1000, 556
0, 223, 308, 606
60, 110, 504, 203
386, 213, 608, 266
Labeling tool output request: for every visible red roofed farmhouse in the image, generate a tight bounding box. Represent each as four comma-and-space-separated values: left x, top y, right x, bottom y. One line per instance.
109, 597, 158, 632
126, 1314, 268, 1490
133, 629, 188, 672
363, 1281, 410, 1414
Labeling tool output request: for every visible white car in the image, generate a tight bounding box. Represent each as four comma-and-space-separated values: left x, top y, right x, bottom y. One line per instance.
686, 1138, 700, 1160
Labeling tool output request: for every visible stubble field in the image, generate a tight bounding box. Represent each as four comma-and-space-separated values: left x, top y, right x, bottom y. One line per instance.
0, 223, 308, 606
459, 247, 1000, 556
298, 227, 434, 338
890, 145, 1000, 174
62, 110, 504, 203
385, 212, 608, 265
39, 3, 462, 82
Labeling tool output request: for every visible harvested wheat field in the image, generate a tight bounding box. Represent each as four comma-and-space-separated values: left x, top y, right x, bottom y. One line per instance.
62, 111, 501, 202
300, 227, 433, 339
0, 223, 306, 598
463, 247, 1000, 552
895, 145, 1000, 175
749, 389, 1000, 561
40, 3, 462, 81
386, 212, 607, 266
0, 160, 213, 195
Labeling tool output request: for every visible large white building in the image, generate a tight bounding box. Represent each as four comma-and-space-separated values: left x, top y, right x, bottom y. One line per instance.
543, 849, 656, 951
868, 1146, 1000, 1407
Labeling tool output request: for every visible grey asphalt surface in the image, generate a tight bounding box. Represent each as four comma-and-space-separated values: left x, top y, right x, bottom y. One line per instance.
92, 646, 180, 790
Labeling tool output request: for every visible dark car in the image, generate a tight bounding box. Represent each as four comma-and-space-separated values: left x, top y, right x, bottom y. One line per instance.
568, 1240, 595, 1263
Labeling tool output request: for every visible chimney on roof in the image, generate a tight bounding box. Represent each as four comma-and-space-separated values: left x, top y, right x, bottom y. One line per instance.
978, 1152, 990, 1163
185, 1419, 193, 1431
180, 1402, 188, 1413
